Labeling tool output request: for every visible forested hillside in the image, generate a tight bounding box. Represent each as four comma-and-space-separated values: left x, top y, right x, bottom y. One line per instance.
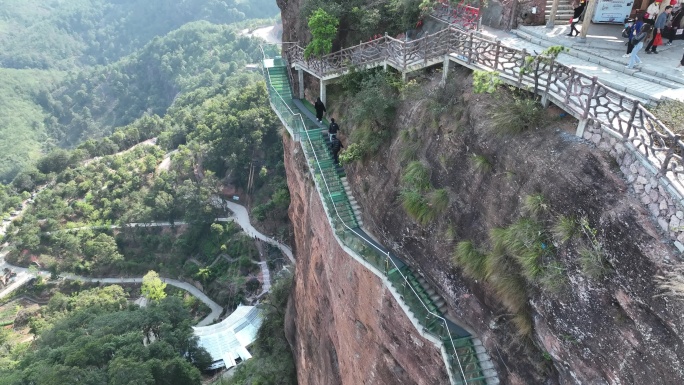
0, 286, 211, 385
0, 0, 280, 182
0, 1, 296, 383
0, 0, 279, 69
41, 22, 263, 145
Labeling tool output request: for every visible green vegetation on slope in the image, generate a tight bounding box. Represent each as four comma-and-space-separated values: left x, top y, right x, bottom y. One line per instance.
0, 286, 211, 385
0, 0, 279, 69
0, 69, 65, 181
0, 0, 279, 182
41, 21, 264, 146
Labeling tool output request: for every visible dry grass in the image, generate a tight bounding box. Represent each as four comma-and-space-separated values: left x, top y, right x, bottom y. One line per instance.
655, 267, 684, 299
453, 240, 487, 280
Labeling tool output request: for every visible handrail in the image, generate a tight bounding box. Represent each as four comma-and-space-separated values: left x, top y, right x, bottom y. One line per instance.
260, 51, 477, 384
259, 45, 308, 140
285, 25, 684, 205
298, 127, 470, 384
258, 49, 479, 383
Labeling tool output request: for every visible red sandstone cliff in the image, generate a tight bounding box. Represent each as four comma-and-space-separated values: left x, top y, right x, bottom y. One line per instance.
283, 134, 450, 385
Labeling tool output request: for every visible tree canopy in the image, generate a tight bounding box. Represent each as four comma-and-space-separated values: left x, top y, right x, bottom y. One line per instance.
142, 271, 167, 301
0, 287, 210, 385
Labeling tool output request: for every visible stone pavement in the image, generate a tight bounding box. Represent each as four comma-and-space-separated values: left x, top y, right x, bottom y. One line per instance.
493, 23, 684, 103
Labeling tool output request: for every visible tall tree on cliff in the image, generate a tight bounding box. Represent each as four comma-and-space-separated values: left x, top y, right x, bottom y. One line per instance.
304, 8, 340, 59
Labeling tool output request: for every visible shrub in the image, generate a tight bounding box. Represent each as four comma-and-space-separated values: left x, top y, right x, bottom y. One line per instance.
428, 188, 449, 212
400, 189, 435, 225
472, 70, 502, 94
552, 215, 577, 243
577, 216, 609, 279
453, 241, 487, 280
491, 95, 544, 135
579, 246, 608, 279
348, 71, 400, 130
501, 218, 549, 280
539, 260, 566, 293
652, 100, 684, 134
339, 142, 363, 164
522, 193, 548, 218
347, 125, 389, 160
656, 266, 684, 299
401, 161, 431, 191
471, 154, 492, 173
399, 136, 421, 163
304, 9, 339, 59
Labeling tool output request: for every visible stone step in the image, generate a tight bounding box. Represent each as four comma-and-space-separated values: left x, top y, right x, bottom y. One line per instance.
511, 30, 660, 104
515, 26, 684, 90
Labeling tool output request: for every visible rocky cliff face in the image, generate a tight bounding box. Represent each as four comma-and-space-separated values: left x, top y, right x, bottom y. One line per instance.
278, 3, 684, 385
336, 71, 684, 384
281, 73, 684, 384
283, 135, 450, 385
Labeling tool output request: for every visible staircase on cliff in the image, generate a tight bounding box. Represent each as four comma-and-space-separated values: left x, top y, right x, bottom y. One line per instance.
262, 56, 498, 385
545, 0, 575, 24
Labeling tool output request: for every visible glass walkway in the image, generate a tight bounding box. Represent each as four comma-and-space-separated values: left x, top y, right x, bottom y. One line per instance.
262, 55, 497, 385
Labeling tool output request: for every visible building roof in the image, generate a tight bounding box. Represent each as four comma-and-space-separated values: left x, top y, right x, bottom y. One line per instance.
193, 305, 263, 370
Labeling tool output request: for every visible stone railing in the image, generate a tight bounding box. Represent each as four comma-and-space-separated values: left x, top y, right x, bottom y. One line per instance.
286, 25, 684, 213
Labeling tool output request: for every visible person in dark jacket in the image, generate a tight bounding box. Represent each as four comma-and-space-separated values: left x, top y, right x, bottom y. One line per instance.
331, 137, 343, 165
646, 6, 672, 53
327, 118, 339, 142
314, 97, 326, 123
623, 18, 644, 56
567, 0, 586, 37
627, 24, 653, 69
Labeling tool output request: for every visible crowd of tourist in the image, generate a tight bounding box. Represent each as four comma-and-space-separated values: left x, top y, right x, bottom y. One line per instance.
622, 1, 683, 69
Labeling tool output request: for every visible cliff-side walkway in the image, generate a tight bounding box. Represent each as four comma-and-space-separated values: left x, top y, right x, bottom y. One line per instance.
262, 56, 499, 385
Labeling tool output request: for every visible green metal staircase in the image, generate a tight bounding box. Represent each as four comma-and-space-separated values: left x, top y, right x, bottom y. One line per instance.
261, 54, 497, 385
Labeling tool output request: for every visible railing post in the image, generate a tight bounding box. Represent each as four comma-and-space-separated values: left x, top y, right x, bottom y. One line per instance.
541, 59, 555, 107
493, 40, 501, 71
625, 101, 640, 139
564, 67, 575, 106
424, 35, 429, 64
583, 76, 598, 120
467, 31, 474, 64
403, 39, 407, 74
518, 49, 528, 88
533, 58, 540, 95
661, 148, 674, 175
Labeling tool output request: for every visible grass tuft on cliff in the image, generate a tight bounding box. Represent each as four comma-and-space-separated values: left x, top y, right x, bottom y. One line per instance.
402, 161, 431, 191
552, 215, 577, 243
400, 189, 435, 225
491, 95, 544, 135
453, 240, 487, 280
471, 154, 492, 173
522, 193, 548, 218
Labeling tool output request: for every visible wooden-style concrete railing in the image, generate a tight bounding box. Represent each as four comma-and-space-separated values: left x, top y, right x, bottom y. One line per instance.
286, 25, 684, 204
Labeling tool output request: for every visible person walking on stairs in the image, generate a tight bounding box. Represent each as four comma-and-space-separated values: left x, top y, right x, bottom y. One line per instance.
646, 6, 672, 53
331, 136, 343, 165
567, 0, 586, 37
327, 118, 339, 142
314, 97, 326, 124
623, 18, 644, 57
627, 24, 653, 68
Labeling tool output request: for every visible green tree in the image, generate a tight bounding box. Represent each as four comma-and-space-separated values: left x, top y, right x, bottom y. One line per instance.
142, 270, 167, 301
304, 9, 339, 59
